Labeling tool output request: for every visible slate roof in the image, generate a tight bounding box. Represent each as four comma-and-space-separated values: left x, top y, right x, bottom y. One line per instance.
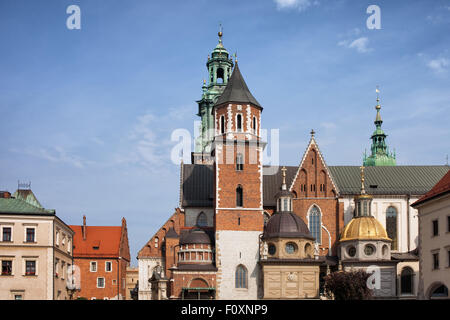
412, 169, 450, 207
181, 164, 449, 207
181, 164, 214, 207
214, 62, 261, 108
0, 198, 55, 215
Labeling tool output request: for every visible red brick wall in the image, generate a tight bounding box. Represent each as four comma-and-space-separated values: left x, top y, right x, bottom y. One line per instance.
290, 143, 344, 256
74, 258, 126, 300
214, 103, 264, 232
171, 272, 217, 299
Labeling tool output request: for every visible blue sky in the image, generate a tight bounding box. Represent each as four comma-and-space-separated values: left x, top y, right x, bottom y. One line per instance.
1, 0, 449, 265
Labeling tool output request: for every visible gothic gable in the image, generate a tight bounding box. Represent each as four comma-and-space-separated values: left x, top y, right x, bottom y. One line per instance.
289, 136, 340, 198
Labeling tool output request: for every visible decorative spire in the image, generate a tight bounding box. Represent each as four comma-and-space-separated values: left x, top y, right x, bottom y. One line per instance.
360, 166, 366, 195
218, 23, 223, 43
363, 86, 396, 167
281, 166, 287, 189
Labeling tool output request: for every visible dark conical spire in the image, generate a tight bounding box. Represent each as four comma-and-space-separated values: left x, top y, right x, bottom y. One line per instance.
215, 62, 261, 108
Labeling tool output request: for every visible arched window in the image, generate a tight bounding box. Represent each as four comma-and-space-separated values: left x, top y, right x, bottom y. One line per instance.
386, 206, 398, 250
154, 237, 159, 248
217, 68, 224, 83
235, 265, 248, 288
252, 116, 257, 134
237, 114, 242, 132
400, 267, 414, 295
429, 284, 449, 299
196, 212, 207, 227
309, 206, 321, 244
220, 115, 225, 134
236, 153, 244, 171
236, 185, 243, 207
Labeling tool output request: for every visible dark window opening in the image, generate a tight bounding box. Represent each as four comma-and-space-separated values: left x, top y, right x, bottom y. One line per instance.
237, 114, 242, 132
236, 186, 243, 207
217, 68, 224, 84
26, 228, 35, 242
221, 116, 225, 134
433, 220, 439, 236
433, 253, 439, 270
2, 227, 11, 242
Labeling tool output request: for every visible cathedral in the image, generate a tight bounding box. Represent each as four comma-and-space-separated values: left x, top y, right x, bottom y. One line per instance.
137, 31, 449, 300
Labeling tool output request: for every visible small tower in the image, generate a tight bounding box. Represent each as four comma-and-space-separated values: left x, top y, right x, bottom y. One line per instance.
363, 87, 396, 166
212, 60, 265, 300
260, 167, 321, 299
193, 26, 235, 163
339, 166, 392, 261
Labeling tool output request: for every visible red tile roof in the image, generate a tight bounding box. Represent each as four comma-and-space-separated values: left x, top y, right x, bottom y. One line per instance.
412, 169, 450, 207
70, 225, 123, 257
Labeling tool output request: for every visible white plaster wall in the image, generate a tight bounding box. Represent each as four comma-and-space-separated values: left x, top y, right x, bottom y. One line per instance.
215, 231, 261, 300
138, 257, 163, 300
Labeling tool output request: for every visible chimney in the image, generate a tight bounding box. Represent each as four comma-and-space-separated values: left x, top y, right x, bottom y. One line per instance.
0, 191, 11, 198
82, 215, 86, 240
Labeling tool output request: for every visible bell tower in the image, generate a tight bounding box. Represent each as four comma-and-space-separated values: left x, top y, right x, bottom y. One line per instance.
193, 26, 234, 164
212, 60, 265, 299
363, 87, 396, 166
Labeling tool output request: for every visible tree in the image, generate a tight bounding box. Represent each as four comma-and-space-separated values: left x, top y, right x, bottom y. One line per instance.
323, 270, 373, 300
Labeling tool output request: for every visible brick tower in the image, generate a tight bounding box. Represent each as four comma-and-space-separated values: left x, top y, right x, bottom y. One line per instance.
212, 61, 265, 299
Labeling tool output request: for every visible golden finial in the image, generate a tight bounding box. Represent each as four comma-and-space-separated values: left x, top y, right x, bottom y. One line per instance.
203, 79, 206, 85
360, 166, 366, 194
218, 23, 223, 42
375, 85, 381, 109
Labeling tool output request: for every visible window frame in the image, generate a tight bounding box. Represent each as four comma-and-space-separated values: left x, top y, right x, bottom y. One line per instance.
25, 260, 36, 276
1, 260, 13, 276
105, 261, 112, 272
97, 277, 105, 288
2, 226, 12, 242
235, 265, 248, 289
25, 227, 36, 243
308, 206, 322, 244
90, 261, 97, 272
432, 219, 439, 237
236, 185, 243, 208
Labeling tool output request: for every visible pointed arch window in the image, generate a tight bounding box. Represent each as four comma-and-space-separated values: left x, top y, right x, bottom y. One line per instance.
309, 206, 321, 244
236, 185, 243, 207
196, 212, 207, 227
235, 265, 248, 288
386, 206, 398, 250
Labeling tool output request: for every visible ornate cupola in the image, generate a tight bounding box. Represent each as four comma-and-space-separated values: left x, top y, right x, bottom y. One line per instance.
275, 167, 293, 212
339, 166, 392, 261
363, 87, 396, 166
194, 25, 235, 158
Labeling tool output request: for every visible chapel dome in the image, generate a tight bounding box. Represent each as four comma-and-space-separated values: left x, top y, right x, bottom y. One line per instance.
179, 228, 211, 245
340, 216, 391, 242
263, 212, 313, 240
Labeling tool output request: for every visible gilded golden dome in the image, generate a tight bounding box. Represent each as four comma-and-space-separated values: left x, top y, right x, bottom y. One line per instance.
340, 216, 391, 242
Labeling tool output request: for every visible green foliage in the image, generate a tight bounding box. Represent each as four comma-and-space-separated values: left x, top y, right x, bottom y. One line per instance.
323, 270, 373, 300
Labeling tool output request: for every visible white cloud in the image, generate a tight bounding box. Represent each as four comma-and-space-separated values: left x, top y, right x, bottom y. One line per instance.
274, 0, 318, 11
11, 146, 86, 168
338, 37, 372, 53
427, 58, 449, 74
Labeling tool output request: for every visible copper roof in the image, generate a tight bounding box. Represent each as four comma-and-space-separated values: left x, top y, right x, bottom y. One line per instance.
263, 212, 313, 240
